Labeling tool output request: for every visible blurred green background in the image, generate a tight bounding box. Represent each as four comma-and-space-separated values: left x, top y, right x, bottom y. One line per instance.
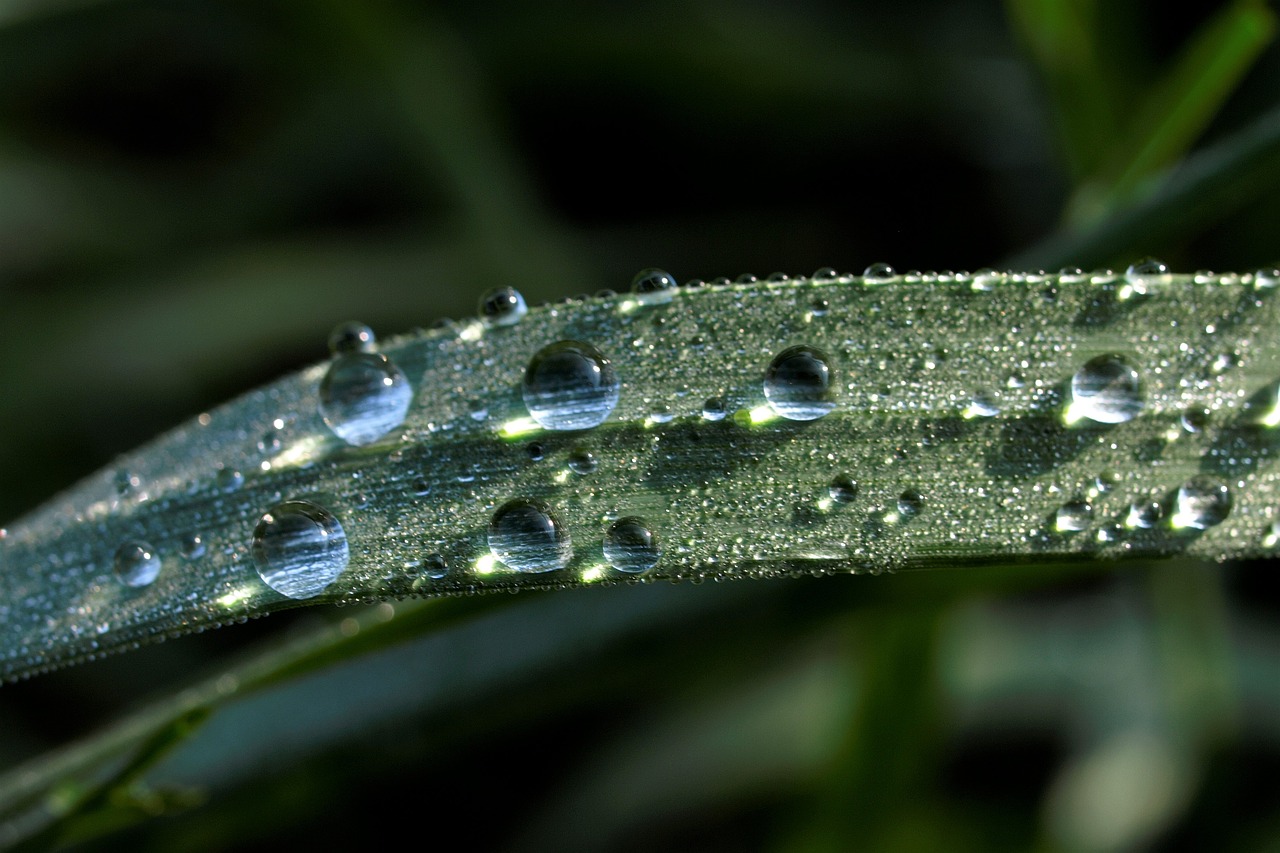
3, 0, 1280, 850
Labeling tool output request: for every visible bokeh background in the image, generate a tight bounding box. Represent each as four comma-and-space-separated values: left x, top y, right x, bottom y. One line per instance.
3, 1, 1280, 850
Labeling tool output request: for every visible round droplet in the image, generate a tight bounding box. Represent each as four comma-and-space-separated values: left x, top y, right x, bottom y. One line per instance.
1068, 354, 1144, 425
252, 500, 349, 599
897, 489, 923, 519
488, 498, 573, 573
215, 467, 244, 492
631, 268, 678, 304
1123, 257, 1170, 295
1254, 268, 1280, 289
1173, 477, 1232, 530
568, 448, 597, 474
1126, 499, 1164, 529
114, 541, 161, 588
181, 533, 206, 560
478, 286, 528, 327
971, 268, 1004, 291
319, 352, 413, 446
862, 262, 896, 283
1055, 500, 1093, 533
964, 391, 1001, 419
702, 397, 727, 421
1095, 470, 1120, 494
522, 340, 620, 431
468, 399, 489, 422
810, 267, 839, 283
603, 516, 661, 573
527, 442, 546, 461
829, 474, 859, 504
764, 345, 836, 421
735, 273, 759, 285
328, 321, 376, 355
422, 553, 449, 579
1180, 407, 1209, 433
1058, 266, 1088, 284
114, 469, 140, 497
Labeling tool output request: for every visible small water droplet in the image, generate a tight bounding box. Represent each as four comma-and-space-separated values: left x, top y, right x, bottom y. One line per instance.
251, 500, 350, 599
1126, 499, 1164, 529
180, 533, 206, 560
971, 268, 1003, 291
413, 477, 432, 496
468, 399, 489, 422
702, 397, 728, 421
764, 345, 836, 421
1254, 267, 1280, 289
215, 467, 244, 492
527, 442, 546, 461
328, 321, 376, 355
522, 340, 620, 430
488, 499, 573, 573
829, 474, 859, 504
631, 268, 678, 304
478, 286, 528, 327
1095, 470, 1120, 494
114, 469, 140, 497
1172, 477, 1232, 530
1055, 500, 1093, 533
862, 262, 896, 283
809, 298, 830, 316
736, 273, 759, 285
1209, 353, 1237, 375
1180, 407, 1209, 433
603, 516, 661, 573
114, 541, 161, 587
422, 553, 449, 579
767, 271, 790, 283
1068, 354, 1143, 425
1123, 257, 1170, 297
319, 352, 413, 445
964, 391, 1001, 419
568, 448, 597, 474
1058, 266, 1088, 284
897, 489, 923, 519
810, 267, 839, 283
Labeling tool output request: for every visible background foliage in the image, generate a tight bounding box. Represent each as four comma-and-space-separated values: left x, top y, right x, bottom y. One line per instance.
2, 0, 1280, 850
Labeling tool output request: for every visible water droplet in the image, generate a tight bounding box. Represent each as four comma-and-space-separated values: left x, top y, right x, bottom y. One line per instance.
603, 516, 661, 573
468, 399, 489, 422
422, 553, 449, 579
971, 268, 1004, 291
522, 340, 620, 431
215, 467, 244, 492
1126, 499, 1164, 529
319, 352, 413, 445
810, 267, 839, 283
764, 345, 836, 421
862, 262, 896, 283
1209, 353, 1237, 375
702, 397, 728, 421
568, 448, 597, 474
1068, 354, 1143, 425
258, 428, 282, 454
1058, 266, 1088, 284
478, 286, 528, 327
114, 541, 161, 587
1123, 257, 1170, 296
114, 469, 140, 497
809, 298, 829, 316
631, 268, 678, 304
1172, 477, 1232, 530
736, 273, 759, 285
181, 533, 206, 560
1180, 407, 1209, 433
1095, 470, 1120, 494
1254, 267, 1280, 289
1055, 500, 1093, 533
488, 498, 573, 573
413, 477, 431, 496
328, 321, 376, 355
964, 391, 1001, 419
897, 489, 923, 519
527, 442, 546, 461
252, 500, 350, 599
767, 271, 790, 283
829, 474, 859, 504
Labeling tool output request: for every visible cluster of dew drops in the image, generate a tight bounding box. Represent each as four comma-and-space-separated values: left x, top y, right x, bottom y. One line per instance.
105, 259, 1280, 603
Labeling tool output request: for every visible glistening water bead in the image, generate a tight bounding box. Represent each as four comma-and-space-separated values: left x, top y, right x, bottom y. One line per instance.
478, 286, 528, 327
763, 345, 836, 421
114, 541, 161, 588
1068, 354, 1144, 425
631, 268, 678, 305
603, 517, 661, 573
488, 498, 573, 573
251, 500, 350, 599
522, 340, 620, 431
319, 351, 413, 446
328, 321, 376, 355
1172, 477, 1233, 530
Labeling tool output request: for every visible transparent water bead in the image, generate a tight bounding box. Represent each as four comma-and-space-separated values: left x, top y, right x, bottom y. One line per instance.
702, 397, 727, 421
1123, 257, 1170, 297
114, 541, 161, 588
251, 500, 350, 599
829, 474, 859, 504
1067, 354, 1144, 425
478, 286, 528, 327
764, 345, 836, 421
603, 516, 661, 573
963, 391, 1001, 419
568, 448, 597, 474
522, 340, 620, 430
328, 321, 376, 355
862, 262, 896, 283
488, 498, 573, 573
1172, 477, 1233, 530
319, 352, 413, 446
1126, 499, 1164, 529
631, 268, 678, 304
1055, 500, 1093, 533
897, 489, 923, 519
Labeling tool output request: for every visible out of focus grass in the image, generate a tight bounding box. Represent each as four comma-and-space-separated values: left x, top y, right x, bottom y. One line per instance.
3, 1, 1280, 850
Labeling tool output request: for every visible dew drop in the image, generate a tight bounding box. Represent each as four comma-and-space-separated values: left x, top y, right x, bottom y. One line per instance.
829, 474, 859, 504
1123, 257, 1170, 296
422, 553, 449, 579
897, 489, 923, 519
862, 262, 896, 283
702, 397, 728, 421
964, 391, 1001, 419
764, 345, 836, 421
181, 533, 206, 560
114, 541, 161, 588
488, 498, 573, 573
478, 286, 528, 327
568, 448, 597, 474
319, 352, 413, 445
1095, 470, 1120, 494
631, 268, 678, 304
1055, 500, 1093, 533
251, 500, 350, 599
1172, 477, 1232, 530
522, 340, 620, 431
328, 321, 376, 355
810, 267, 839, 283
1180, 407, 1209, 433
215, 467, 244, 492
603, 517, 661, 573
1068, 354, 1143, 425
1126, 499, 1164, 529
527, 442, 546, 461
1254, 267, 1280, 289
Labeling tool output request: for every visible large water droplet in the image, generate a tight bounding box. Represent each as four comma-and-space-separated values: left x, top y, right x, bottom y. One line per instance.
1172, 477, 1232, 530
522, 340, 620, 430
252, 500, 350, 599
1126, 499, 1163, 529
829, 474, 859, 504
478, 286, 528, 327
603, 516, 661, 573
1055, 500, 1093, 533
328, 321, 376, 355
114, 541, 161, 588
319, 352, 413, 446
1068, 354, 1144, 425
764, 345, 836, 421
488, 499, 573, 573
862, 262, 896, 283
631, 268, 678, 304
